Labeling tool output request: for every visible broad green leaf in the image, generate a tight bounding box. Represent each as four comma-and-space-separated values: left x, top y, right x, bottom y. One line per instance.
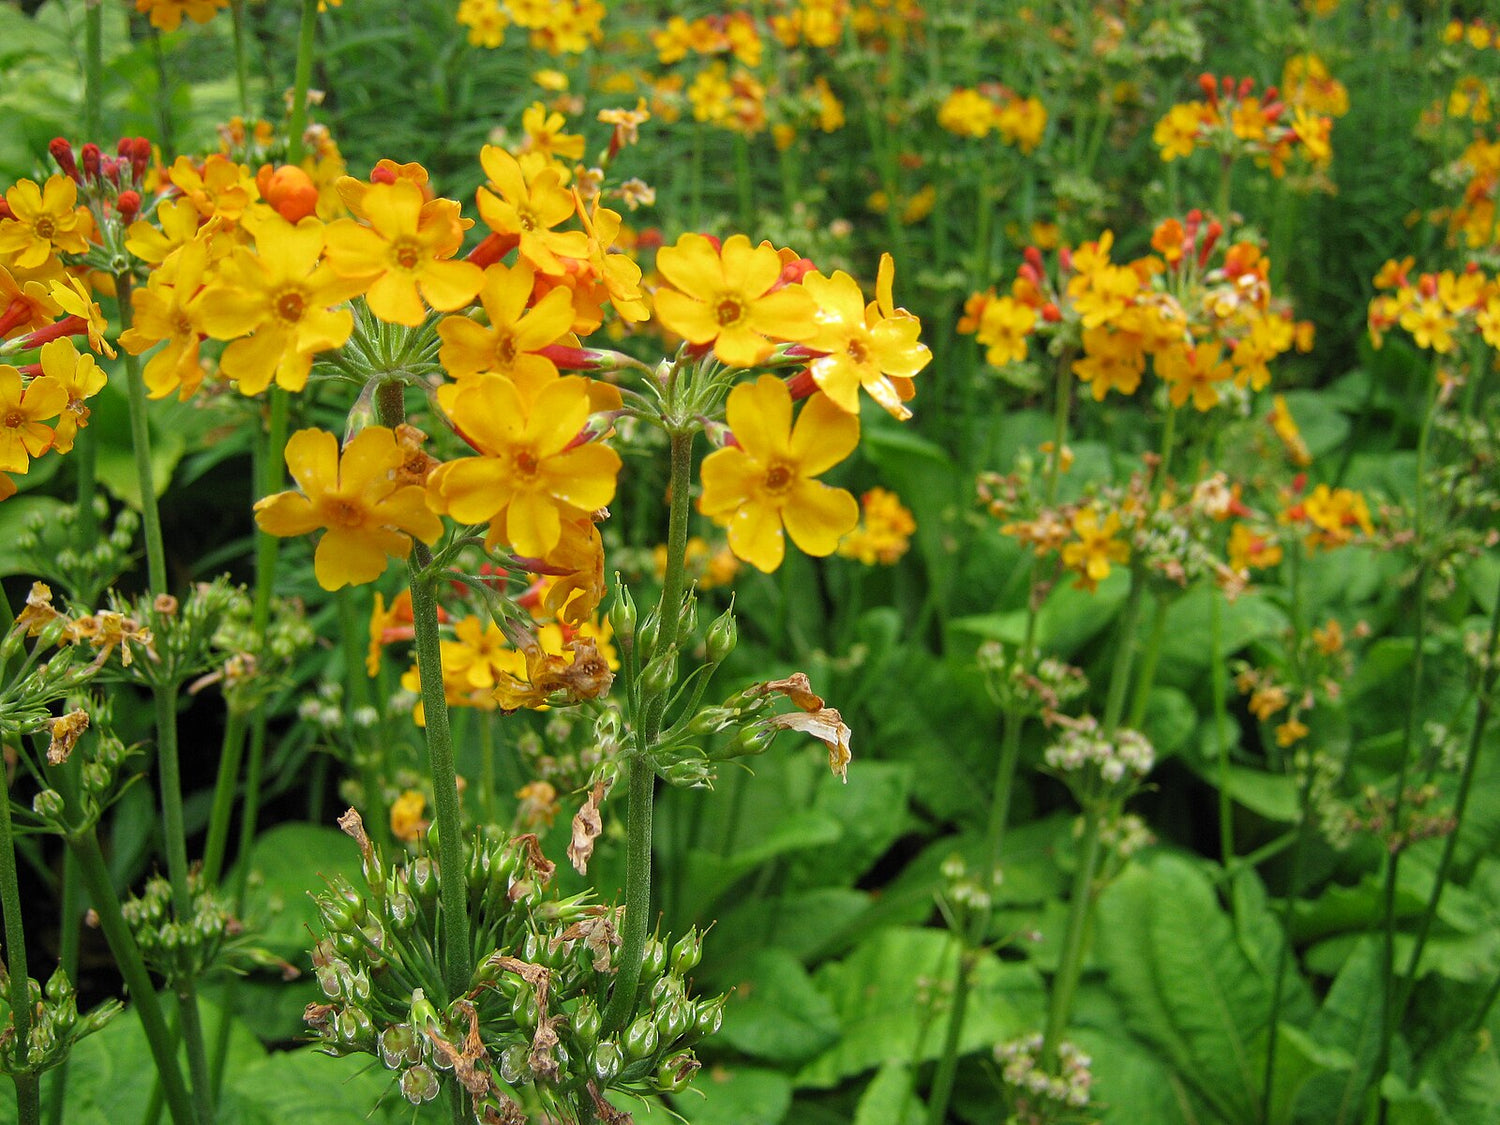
669, 1066, 793, 1125
1077, 1026, 1201, 1125
233, 823, 360, 959
853, 1061, 924, 1125
1096, 853, 1303, 1125
1156, 585, 1289, 686
1143, 686, 1197, 757
793, 761, 912, 888
229, 1047, 422, 1124
949, 568, 1129, 657
718, 949, 841, 1064
712, 887, 874, 965
797, 927, 1044, 1088
1281, 390, 1352, 459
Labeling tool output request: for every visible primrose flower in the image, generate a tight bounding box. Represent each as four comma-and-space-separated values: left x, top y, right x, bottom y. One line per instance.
475, 145, 590, 276
135, 0, 229, 32
802, 253, 929, 420
1061, 507, 1129, 592
0, 176, 92, 270
120, 237, 214, 399
254, 427, 444, 591
699, 375, 859, 572
436, 260, 575, 389
38, 339, 104, 454
654, 233, 819, 368
324, 179, 484, 326
425, 374, 620, 559
837, 487, 916, 566
0, 363, 66, 473
1156, 341, 1233, 411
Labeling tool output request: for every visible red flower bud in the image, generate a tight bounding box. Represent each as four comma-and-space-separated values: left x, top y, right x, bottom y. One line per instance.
81, 143, 102, 181
49, 138, 79, 182
117, 190, 142, 223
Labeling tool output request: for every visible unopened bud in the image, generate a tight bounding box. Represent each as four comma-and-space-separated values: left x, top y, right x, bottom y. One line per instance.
608, 583, 637, 648
704, 606, 737, 664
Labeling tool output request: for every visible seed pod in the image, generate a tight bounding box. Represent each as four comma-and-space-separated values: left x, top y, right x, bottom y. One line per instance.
609, 585, 637, 649
623, 1014, 659, 1060
654, 1051, 701, 1094
591, 1039, 622, 1084
670, 928, 703, 974
704, 606, 737, 664
572, 998, 601, 1048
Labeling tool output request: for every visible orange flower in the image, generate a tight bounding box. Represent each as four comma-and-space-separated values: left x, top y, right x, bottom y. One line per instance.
475, 145, 589, 276
654, 233, 818, 368
436, 260, 575, 388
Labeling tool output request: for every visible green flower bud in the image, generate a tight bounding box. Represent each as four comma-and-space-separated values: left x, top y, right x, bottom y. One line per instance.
641, 937, 668, 982
727, 723, 775, 758
670, 928, 703, 974
656, 753, 712, 788
591, 1039, 622, 1084
640, 645, 678, 699
572, 998, 601, 1049
704, 606, 737, 664
693, 995, 726, 1039
624, 1014, 659, 1060
32, 789, 65, 823
609, 584, 637, 649
678, 593, 698, 638
654, 997, 692, 1043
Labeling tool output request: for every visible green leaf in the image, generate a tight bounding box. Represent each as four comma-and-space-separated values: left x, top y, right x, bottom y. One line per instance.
0, 496, 66, 578
792, 761, 912, 888
853, 1061, 924, 1125
797, 927, 1045, 1088
1156, 584, 1290, 686
669, 1066, 793, 1125
1096, 853, 1297, 1125
718, 949, 840, 1064
233, 823, 360, 959
228, 1047, 418, 1124
949, 568, 1130, 657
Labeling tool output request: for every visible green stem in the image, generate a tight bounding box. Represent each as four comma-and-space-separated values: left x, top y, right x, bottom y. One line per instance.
1374, 377, 1439, 1113
82, 1, 103, 140
1212, 593, 1234, 868
1103, 568, 1148, 738
1040, 802, 1105, 1069
151, 32, 175, 162
70, 831, 196, 1125
924, 951, 976, 1125
44, 841, 83, 1125
1125, 593, 1169, 730
284, 0, 320, 165
116, 278, 167, 594
604, 428, 695, 1032
199, 713, 245, 887
228, 0, 253, 121
1394, 568, 1500, 1017
0, 768, 41, 1125
1262, 769, 1317, 1121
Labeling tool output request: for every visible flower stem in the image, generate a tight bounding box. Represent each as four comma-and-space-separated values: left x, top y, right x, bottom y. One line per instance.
284, 0, 320, 165
228, 0, 253, 120
1211, 593, 1234, 868
1040, 801, 1104, 1070
0, 765, 41, 1125
1261, 767, 1317, 1120
83, 1, 103, 140
70, 829, 197, 1125
603, 427, 695, 1033
116, 277, 167, 594
1393, 565, 1500, 1019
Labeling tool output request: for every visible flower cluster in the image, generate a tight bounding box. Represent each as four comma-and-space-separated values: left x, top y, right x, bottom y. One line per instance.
959, 214, 1311, 410
1043, 716, 1155, 793
936, 85, 1048, 152
1153, 73, 1335, 181
995, 1033, 1093, 1122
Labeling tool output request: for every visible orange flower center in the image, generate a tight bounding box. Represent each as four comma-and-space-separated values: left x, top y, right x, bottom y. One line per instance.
3, 410, 23, 430
391, 239, 422, 271
763, 462, 794, 494
494, 334, 518, 367
846, 336, 870, 364
513, 448, 540, 479
274, 289, 306, 323
715, 296, 745, 327
173, 311, 194, 337
325, 498, 366, 528
516, 205, 538, 232
32, 217, 55, 240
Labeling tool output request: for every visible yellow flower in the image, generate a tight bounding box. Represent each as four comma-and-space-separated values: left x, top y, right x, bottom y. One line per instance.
475, 145, 589, 276
1156, 342, 1233, 411
324, 180, 483, 327
198, 214, 362, 395
254, 427, 444, 591
837, 487, 916, 565
49, 275, 117, 359
520, 102, 587, 162
803, 253, 929, 420
444, 615, 527, 691
125, 197, 207, 267
425, 374, 621, 559
0, 177, 93, 269
436, 260, 575, 388
654, 233, 819, 368
1154, 102, 1210, 160
1061, 506, 1129, 591
120, 238, 213, 399
0, 364, 66, 473
699, 376, 860, 572
37, 339, 104, 455
976, 295, 1038, 368
457, 0, 510, 48
389, 790, 428, 841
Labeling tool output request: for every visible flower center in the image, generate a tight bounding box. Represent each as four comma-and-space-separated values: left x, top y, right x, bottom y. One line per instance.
33, 217, 55, 240
494, 333, 518, 368
516, 205, 538, 233
173, 312, 194, 337
715, 296, 745, 327
513, 448, 540, 480
391, 239, 422, 271
846, 336, 870, 364
763, 462, 794, 494
3, 410, 23, 430
325, 499, 365, 529
274, 288, 306, 323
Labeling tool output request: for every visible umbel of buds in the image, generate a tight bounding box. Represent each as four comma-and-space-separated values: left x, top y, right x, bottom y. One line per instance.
0, 966, 119, 1078
1042, 716, 1155, 803
305, 810, 725, 1122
